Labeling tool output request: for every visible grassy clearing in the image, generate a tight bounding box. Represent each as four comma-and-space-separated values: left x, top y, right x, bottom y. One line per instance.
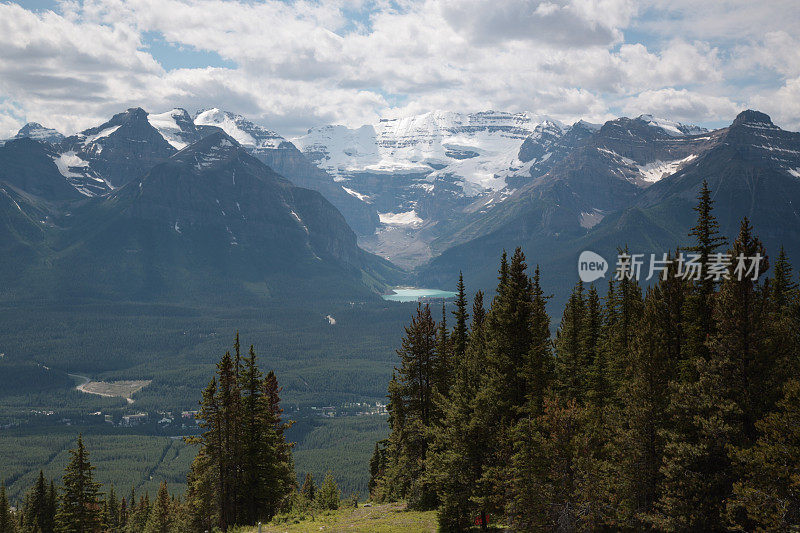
251, 502, 437, 533
78, 379, 152, 401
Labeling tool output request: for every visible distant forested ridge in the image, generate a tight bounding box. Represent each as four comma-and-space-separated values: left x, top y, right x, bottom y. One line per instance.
371, 181, 800, 531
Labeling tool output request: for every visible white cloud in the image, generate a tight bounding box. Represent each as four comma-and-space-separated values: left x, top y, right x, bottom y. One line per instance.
750, 76, 800, 131
0, 0, 797, 137
621, 88, 741, 122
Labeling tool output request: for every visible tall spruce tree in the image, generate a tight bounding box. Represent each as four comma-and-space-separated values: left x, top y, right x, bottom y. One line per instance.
55, 435, 102, 533
188, 337, 294, 530
103, 485, 119, 532
658, 218, 769, 530
727, 379, 800, 529
429, 289, 492, 531
383, 303, 438, 509
143, 482, 174, 533
0, 484, 13, 533
24, 470, 54, 533
301, 473, 315, 503
451, 273, 469, 362
554, 281, 586, 401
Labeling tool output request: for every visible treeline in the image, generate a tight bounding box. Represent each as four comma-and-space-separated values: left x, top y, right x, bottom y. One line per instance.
0, 437, 183, 533
0, 334, 297, 532
370, 182, 800, 531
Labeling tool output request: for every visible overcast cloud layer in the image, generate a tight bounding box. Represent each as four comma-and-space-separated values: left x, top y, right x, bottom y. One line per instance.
1, 0, 799, 137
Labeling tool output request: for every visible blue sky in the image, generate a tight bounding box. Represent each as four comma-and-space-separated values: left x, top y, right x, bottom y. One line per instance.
1, 0, 798, 137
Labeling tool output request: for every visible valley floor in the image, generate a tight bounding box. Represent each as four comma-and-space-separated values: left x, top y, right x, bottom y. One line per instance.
253, 502, 437, 533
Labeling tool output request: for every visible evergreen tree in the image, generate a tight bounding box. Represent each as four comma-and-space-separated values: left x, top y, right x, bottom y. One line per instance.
55, 435, 102, 533
451, 272, 469, 362
185, 451, 215, 533
554, 281, 586, 401
685, 180, 728, 356
727, 379, 800, 529
523, 266, 552, 415
429, 290, 491, 531
317, 473, 340, 511
384, 303, 438, 509
434, 303, 451, 404
239, 344, 269, 524
658, 218, 769, 530
102, 485, 119, 532
261, 370, 295, 518
143, 482, 174, 533
301, 473, 315, 503
46, 482, 57, 533
0, 484, 14, 533
367, 443, 387, 501
24, 470, 52, 533
615, 283, 680, 527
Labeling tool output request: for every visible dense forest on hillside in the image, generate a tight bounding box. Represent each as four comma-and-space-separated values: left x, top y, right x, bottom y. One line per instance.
371, 182, 800, 531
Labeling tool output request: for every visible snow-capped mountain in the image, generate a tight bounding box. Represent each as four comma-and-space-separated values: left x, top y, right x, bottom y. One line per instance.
292, 110, 708, 266
294, 110, 560, 195
12, 122, 65, 144
194, 108, 287, 150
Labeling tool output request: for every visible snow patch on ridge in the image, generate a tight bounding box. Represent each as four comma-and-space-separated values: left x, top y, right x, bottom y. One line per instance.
342, 186, 370, 202
82, 125, 121, 144
637, 154, 697, 183
379, 210, 423, 227
149, 109, 190, 149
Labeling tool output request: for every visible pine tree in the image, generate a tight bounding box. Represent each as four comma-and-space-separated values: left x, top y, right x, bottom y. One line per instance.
0, 484, 14, 533
239, 344, 268, 524
762, 247, 800, 411
451, 272, 469, 362
615, 283, 680, 527
727, 379, 800, 529
301, 473, 315, 503
143, 482, 173, 533
658, 218, 769, 530
434, 302, 451, 404
523, 266, 552, 415
185, 451, 215, 533
317, 473, 340, 511
684, 180, 727, 367
383, 303, 438, 509
367, 442, 387, 501
46, 481, 57, 533
55, 435, 102, 533
261, 370, 295, 519
24, 470, 52, 533
429, 290, 491, 531
554, 281, 586, 401
472, 249, 536, 522
507, 396, 593, 531
103, 485, 119, 532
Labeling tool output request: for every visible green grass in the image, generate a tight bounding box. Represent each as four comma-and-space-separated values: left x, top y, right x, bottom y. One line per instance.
253, 502, 437, 533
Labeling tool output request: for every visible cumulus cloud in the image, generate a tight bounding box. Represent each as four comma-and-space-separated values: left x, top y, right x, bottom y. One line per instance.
439, 0, 636, 47
621, 88, 741, 122
0, 0, 797, 137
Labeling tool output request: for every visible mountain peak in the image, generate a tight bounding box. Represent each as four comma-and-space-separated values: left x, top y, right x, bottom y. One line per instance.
637, 114, 707, 136
732, 109, 775, 128
13, 122, 65, 143
194, 108, 285, 149
172, 130, 243, 170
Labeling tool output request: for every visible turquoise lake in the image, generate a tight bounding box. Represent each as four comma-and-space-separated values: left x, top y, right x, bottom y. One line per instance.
382, 288, 458, 302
